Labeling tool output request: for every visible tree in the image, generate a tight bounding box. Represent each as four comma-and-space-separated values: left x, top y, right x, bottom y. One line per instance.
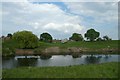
12, 31, 39, 49
69, 33, 84, 41
96, 37, 103, 41
84, 29, 100, 41
1, 36, 5, 38
7, 33, 12, 39
103, 35, 112, 41
40, 33, 53, 43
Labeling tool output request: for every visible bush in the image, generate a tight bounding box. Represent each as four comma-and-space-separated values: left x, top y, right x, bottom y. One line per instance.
69, 33, 84, 41
40, 33, 53, 43
13, 31, 39, 49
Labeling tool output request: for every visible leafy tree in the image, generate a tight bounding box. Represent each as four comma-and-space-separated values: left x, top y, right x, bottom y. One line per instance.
96, 37, 103, 41
103, 35, 112, 41
40, 33, 53, 43
12, 31, 39, 49
84, 29, 100, 41
69, 33, 84, 41
1, 36, 5, 38
7, 33, 12, 38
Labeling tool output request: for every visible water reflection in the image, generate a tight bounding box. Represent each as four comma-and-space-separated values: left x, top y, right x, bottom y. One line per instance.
2, 54, 119, 69
2, 57, 17, 69
72, 54, 82, 58
17, 58, 37, 66
85, 55, 102, 64
40, 55, 52, 60
104, 55, 111, 59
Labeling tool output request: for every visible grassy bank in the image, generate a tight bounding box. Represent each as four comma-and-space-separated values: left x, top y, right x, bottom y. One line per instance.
38, 40, 119, 49
2, 62, 119, 78
2, 40, 119, 56
0, 39, 2, 56
35, 40, 119, 54
2, 39, 19, 57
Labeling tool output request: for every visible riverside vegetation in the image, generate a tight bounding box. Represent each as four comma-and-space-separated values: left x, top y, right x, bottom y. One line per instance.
2, 29, 119, 57
2, 29, 119, 78
2, 39, 119, 57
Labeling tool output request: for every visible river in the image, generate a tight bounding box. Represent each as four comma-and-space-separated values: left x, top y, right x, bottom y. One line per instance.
2, 54, 119, 69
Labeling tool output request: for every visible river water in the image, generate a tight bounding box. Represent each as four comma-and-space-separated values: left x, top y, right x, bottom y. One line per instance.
2, 54, 119, 69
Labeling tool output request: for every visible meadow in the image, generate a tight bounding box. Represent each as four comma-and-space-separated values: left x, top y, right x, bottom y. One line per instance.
38, 40, 119, 49
2, 62, 119, 78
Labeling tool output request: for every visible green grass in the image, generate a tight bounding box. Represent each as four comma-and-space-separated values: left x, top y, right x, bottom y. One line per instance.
0, 39, 2, 55
2, 40, 119, 56
38, 40, 119, 49
36, 40, 119, 54
2, 62, 119, 78
2, 39, 19, 56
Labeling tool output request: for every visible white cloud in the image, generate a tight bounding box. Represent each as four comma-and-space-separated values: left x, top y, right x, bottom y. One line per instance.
43, 23, 84, 33
64, 2, 118, 39
2, 1, 118, 39
65, 2, 118, 23
1, 0, 119, 2
2, 1, 85, 39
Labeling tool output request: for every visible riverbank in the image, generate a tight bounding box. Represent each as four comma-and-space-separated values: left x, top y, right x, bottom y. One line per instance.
19, 40, 120, 55
2, 40, 119, 56
2, 62, 119, 78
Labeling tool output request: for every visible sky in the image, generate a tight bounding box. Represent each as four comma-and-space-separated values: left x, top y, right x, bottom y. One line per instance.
1, 0, 119, 40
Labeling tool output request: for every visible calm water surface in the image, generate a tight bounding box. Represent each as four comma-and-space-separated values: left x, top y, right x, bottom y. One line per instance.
2, 54, 119, 69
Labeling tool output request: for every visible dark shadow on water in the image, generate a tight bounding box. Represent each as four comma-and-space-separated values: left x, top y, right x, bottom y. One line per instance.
17, 58, 38, 66
103, 55, 112, 61
40, 55, 52, 60
105, 55, 111, 58
72, 54, 82, 58
85, 55, 102, 64
2, 57, 14, 60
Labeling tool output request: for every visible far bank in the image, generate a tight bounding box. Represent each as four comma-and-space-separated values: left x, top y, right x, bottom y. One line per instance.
2, 40, 120, 57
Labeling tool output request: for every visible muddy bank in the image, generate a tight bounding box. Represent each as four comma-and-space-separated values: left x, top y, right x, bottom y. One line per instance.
15, 47, 119, 56
16, 49, 34, 56
41, 47, 119, 54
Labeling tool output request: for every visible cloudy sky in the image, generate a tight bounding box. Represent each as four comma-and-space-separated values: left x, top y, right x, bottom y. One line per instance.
1, 0, 118, 40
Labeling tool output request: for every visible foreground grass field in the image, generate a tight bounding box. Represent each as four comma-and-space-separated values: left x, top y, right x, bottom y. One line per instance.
2, 62, 119, 78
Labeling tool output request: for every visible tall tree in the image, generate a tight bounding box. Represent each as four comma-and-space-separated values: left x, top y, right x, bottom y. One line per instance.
7, 33, 12, 39
13, 31, 39, 49
40, 33, 53, 43
96, 37, 103, 41
84, 29, 100, 41
69, 33, 84, 41
103, 35, 111, 41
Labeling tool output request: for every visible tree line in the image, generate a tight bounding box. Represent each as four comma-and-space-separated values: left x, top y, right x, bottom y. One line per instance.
2, 28, 112, 49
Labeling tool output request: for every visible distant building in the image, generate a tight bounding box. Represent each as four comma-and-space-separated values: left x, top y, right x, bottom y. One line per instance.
1, 36, 11, 42
52, 39, 61, 43
5, 37, 11, 41
61, 38, 68, 43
